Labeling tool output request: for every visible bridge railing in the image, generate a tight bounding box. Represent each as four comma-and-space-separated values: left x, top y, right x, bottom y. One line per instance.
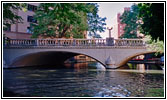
114, 39, 145, 46
3, 38, 145, 47
4, 39, 36, 46
37, 39, 106, 46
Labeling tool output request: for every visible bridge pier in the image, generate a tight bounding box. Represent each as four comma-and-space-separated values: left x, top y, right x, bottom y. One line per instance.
3, 60, 9, 68
105, 56, 117, 69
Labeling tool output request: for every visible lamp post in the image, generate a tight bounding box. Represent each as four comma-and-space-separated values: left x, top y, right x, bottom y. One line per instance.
107, 27, 113, 38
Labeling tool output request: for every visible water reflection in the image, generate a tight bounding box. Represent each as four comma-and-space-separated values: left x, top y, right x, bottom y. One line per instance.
120, 63, 163, 70
3, 62, 164, 97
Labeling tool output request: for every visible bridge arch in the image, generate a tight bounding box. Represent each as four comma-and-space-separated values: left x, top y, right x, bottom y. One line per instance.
9, 51, 105, 68
118, 51, 156, 67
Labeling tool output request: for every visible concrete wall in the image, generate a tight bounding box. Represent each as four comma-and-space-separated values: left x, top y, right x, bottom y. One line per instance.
4, 31, 32, 39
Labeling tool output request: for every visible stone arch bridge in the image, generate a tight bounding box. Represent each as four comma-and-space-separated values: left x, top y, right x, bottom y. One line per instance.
3, 38, 153, 69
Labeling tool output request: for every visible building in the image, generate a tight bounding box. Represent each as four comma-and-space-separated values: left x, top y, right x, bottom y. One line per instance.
4, 3, 87, 39
111, 7, 144, 39
111, 7, 130, 39
4, 3, 39, 39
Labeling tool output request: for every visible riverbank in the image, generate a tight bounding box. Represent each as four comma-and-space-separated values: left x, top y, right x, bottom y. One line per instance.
145, 88, 164, 97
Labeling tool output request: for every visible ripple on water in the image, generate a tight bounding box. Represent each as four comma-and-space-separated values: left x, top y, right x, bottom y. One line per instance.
3, 68, 164, 97
94, 85, 131, 97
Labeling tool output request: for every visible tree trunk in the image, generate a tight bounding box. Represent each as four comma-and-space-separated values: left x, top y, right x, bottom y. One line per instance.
60, 25, 69, 38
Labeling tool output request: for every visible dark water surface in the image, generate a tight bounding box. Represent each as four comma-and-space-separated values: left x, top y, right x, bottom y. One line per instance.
3, 63, 164, 97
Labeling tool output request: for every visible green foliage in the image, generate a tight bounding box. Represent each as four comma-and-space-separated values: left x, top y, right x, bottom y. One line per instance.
145, 88, 164, 97
87, 4, 106, 38
138, 3, 164, 41
31, 3, 106, 38
87, 13, 106, 38
120, 4, 139, 38
127, 63, 133, 69
3, 3, 26, 30
144, 35, 164, 54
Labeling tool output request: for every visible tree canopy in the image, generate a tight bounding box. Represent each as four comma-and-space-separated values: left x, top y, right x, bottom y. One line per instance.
3, 3, 23, 30
138, 3, 164, 41
144, 35, 164, 55
87, 4, 106, 38
31, 3, 106, 38
119, 4, 139, 38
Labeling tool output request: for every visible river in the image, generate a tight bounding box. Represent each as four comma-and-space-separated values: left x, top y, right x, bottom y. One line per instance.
3, 62, 164, 97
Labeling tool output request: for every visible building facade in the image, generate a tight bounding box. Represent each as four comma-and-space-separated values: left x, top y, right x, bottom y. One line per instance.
4, 3, 87, 39
111, 7, 130, 39
4, 3, 39, 39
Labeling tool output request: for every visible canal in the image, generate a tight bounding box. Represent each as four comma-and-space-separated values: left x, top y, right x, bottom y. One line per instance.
3, 62, 164, 97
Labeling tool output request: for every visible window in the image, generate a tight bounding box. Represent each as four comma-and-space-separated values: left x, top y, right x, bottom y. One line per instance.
28, 4, 37, 12
4, 25, 11, 31
27, 27, 33, 34
27, 16, 37, 23
27, 16, 33, 22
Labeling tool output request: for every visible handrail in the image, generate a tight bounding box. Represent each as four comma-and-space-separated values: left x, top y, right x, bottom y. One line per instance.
114, 39, 145, 46
3, 38, 145, 47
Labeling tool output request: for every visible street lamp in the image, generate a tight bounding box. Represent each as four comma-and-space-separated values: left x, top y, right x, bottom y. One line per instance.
107, 27, 113, 38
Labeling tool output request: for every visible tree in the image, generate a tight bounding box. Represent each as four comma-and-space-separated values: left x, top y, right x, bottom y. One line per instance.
138, 3, 164, 41
31, 3, 106, 38
87, 4, 106, 38
120, 4, 140, 38
88, 32, 102, 38
87, 13, 106, 38
144, 35, 164, 55
3, 3, 24, 30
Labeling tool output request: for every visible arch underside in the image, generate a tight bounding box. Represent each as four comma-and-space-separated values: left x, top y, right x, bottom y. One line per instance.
10, 51, 105, 68
118, 51, 157, 67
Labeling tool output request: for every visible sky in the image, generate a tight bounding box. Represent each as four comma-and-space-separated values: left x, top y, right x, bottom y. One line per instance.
96, 3, 133, 39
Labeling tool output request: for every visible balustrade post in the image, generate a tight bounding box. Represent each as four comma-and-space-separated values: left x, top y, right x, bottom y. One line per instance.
35, 39, 39, 46
106, 37, 114, 46
73, 39, 76, 46
143, 40, 145, 46
58, 40, 60, 46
